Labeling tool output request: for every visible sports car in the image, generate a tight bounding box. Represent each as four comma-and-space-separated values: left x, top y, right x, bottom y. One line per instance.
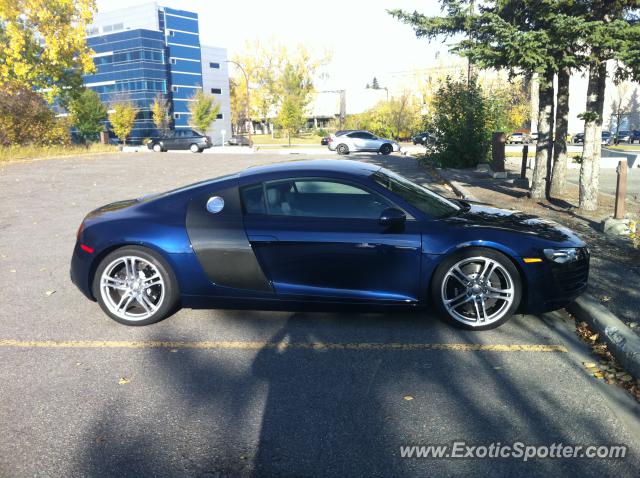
71, 160, 589, 330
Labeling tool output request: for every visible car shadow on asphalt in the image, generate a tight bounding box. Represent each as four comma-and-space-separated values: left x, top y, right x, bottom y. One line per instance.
75, 310, 634, 477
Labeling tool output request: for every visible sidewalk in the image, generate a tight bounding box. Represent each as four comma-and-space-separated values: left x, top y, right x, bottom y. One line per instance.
435, 159, 640, 331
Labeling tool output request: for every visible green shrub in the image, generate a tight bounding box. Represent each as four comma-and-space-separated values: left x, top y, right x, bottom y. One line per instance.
425, 76, 490, 168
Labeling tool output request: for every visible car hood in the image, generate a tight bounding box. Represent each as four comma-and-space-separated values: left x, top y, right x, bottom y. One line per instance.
444, 203, 585, 245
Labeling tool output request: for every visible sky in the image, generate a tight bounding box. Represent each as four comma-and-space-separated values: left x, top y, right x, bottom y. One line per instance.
95, 0, 451, 90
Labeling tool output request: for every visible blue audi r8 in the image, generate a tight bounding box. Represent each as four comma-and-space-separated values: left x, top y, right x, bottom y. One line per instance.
71, 160, 589, 330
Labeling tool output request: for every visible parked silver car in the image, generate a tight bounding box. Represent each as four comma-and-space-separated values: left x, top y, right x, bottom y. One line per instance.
328, 130, 400, 155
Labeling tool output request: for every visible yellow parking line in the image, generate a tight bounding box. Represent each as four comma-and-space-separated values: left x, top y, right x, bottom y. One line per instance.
0, 339, 567, 352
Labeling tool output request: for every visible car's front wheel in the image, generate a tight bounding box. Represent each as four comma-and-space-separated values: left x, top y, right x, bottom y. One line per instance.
93, 246, 180, 326
431, 248, 521, 330
152, 143, 163, 152
190, 143, 202, 153
380, 143, 393, 155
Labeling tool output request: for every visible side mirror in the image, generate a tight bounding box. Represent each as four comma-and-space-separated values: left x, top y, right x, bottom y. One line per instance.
379, 207, 406, 229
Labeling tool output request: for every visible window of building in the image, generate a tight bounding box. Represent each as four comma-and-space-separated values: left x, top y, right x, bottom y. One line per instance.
216, 113, 223, 119
209, 62, 220, 69
172, 86, 179, 92
170, 58, 176, 64
211, 88, 222, 94
169, 30, 175, 36
174, 113, 181, 119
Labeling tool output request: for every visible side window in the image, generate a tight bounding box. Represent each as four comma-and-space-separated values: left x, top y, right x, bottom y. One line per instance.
241, 184, 266, 214
263, 179, 393, 219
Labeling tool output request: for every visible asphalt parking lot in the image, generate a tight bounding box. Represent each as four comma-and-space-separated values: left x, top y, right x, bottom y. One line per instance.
0, 152, 639, 477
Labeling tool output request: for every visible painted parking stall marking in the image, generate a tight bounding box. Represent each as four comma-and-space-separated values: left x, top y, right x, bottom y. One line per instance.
0, 339, 567, 352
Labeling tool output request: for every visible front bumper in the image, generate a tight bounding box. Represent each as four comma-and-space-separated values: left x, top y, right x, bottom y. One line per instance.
70, 241, 96, 300
522, 247, 590, 313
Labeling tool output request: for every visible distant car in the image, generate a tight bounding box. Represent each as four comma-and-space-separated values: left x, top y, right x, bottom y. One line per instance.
328, 130, 400, 155
148, 130, 211, 153
602, 131, 612, 145
508, 132, 529, 144
529, 132, 538, 143
631, 130, 640, 143
320, 137, 329, 146
228, 135, 251, 146
573, 132, 584, 144
614, 130, 631, 143
412, 132, 435, 145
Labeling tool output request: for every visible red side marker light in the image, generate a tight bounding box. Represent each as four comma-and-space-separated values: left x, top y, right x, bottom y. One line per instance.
80, 244, 94, 254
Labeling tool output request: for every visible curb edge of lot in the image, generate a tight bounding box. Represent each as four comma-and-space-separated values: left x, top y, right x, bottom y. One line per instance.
568, 294, 640, 379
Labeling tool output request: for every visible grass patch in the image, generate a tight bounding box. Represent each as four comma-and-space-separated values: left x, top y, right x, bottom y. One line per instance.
0, 143, 119, 163
250, 134, 324, 145
606, 145, 640, 151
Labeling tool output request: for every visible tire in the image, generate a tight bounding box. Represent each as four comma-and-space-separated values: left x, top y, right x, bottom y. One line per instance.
190, 143, 201, 153
336, 144, 349, 155
380, 143, 393, 155
92, 246, 180, 326
430, 247, 521, 331
152, 143, 163, 153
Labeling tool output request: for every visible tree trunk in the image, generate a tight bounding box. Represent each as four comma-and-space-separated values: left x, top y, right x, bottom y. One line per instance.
530, 69, 555, 199
579, 62, 606, 211
550, 67, 570, 197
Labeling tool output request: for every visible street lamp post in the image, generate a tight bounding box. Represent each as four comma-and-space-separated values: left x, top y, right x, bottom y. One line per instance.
226, 60, 252, 147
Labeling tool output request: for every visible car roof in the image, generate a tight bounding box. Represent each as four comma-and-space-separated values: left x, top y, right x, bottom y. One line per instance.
240, 159, 381, 179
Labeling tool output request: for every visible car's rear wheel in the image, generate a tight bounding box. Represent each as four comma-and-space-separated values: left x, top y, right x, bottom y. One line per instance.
336, 144, 349, 155
190, 143, 202, 153
93, 246, 179, 326
431, 248, 521, 330
152, 143, 163, 152
380, 143, 393, 155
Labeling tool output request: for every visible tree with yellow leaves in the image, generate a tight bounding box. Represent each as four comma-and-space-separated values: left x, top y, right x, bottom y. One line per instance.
0, 0, 96, 103
109, 100, 137, 145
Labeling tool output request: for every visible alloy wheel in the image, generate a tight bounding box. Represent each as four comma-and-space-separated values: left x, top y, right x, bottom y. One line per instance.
440, 256, 514, 327
99, 255, 165, 321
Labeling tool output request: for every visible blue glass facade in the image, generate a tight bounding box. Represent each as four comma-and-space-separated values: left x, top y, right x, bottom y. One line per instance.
161, 7, 203, 128
83, 6, 204, 140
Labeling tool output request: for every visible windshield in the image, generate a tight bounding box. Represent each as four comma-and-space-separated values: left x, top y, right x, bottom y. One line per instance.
371, 169, 460, 218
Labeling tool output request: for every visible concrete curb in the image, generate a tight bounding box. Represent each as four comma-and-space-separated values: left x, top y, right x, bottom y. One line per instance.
433, 168, 480, 201
568, 293, 640, 379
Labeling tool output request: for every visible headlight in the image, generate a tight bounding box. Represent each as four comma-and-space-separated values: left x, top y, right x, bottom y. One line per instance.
543, 248, 579, 264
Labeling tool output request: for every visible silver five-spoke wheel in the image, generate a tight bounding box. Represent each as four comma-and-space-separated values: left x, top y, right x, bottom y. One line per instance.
100, 255, 165, 321
441, 256, 515, 327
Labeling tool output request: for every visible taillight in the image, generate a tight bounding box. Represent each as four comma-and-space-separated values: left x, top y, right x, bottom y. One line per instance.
328, 137, 333, 143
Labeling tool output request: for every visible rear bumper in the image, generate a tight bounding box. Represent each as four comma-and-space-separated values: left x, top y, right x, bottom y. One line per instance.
70, 242, 96, 300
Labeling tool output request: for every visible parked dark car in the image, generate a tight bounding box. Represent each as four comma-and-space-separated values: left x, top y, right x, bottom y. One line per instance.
602, 131, 612, 145
71, 159, 589, 330
412, 132, 435, 145
228, 135, 251, 146
630, 130, 640, 143
147, 130, 211, 152
573, 132, 584, 144
321, 137, 329, 145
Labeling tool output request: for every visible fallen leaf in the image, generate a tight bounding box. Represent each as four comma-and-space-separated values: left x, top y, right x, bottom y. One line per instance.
600, 296, 611, 303
593, 371, 604, 379
589, 334, 599, 341
96, 436, 106, 443
620, 375, 633, 382
169, 349, 178, 353
45, 290, 56, 296
9, 269, 16, 273
583, 362, 597, 369
403, 395, 414, 401
39, 268, 47, 272
118, 377, 130, 385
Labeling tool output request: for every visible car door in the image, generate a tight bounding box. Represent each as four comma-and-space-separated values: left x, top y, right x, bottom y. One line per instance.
362, 132, 382, 151
347, 132, 368, 151
241, 177, 422, 303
